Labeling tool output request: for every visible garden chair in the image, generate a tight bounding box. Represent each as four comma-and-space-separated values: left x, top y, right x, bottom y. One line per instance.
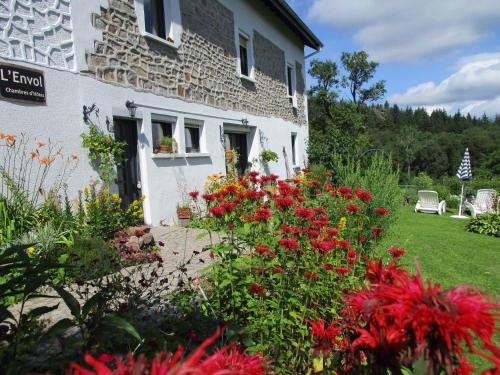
415, 190, 446, 215
465, 189, 497, 218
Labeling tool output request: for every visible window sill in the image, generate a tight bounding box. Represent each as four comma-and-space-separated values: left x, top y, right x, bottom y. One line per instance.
185, 152, 210, 158
142, 32, 179, 49
239, 74, 256, 84
152, 153, 185, 159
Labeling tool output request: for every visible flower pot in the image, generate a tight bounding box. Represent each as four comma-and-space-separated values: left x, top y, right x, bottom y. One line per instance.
160, 144, 170, 153
177, 207, 192, 220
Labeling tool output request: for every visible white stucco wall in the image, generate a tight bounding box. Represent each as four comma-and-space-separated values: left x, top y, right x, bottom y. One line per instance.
0, 61, 308, 225
0, 0, 311, 225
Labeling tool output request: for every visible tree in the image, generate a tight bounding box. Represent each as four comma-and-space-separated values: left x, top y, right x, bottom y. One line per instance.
398, 124, 419, 180
308, 59, 339, 120
340, 51, 386, 106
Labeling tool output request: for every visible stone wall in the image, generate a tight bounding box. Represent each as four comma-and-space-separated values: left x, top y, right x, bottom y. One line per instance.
0, 0, 75, 70
85, 0, 306, 126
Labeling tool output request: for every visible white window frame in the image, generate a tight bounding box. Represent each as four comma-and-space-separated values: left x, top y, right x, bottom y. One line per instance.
237, 30, 255, 82
134, 0, 182, 49
286, 62, 298, 108
151, 113, 179, 153
291, 132, 298, 167
183, 118, 205, 154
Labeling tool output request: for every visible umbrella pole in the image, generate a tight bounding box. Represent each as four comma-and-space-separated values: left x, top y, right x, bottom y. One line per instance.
458, 183, 465, 216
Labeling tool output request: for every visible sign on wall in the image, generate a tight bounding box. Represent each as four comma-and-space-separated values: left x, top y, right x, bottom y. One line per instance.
0, 63, 46, 104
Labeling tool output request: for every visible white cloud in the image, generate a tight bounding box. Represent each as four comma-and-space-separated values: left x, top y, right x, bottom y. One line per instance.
389, 53, 500, 116
308, 0, 500, 62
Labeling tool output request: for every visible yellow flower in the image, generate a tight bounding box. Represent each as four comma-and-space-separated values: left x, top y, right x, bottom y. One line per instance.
83, 187, 89, 195
339, 216, 347, 232
112, 193, 120, 201
27, 247, 35, 255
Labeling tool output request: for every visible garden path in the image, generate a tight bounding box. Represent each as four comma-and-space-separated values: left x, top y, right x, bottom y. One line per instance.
9, 225, 218, 325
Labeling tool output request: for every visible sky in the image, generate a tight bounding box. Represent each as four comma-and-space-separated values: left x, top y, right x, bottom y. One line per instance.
287, 0, 500, 117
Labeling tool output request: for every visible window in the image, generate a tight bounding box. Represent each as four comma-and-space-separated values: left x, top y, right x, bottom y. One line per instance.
239, 34, 249, 77
144, 0, 167, 39
152, 119, 175, 152
185, 125, 200, 153
287, 65, 293, 96
291, 134, 297, 166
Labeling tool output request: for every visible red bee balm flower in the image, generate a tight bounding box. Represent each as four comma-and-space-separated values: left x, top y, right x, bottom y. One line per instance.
388, 246, 406, 258
295, 207, 314, 219
346, 203, 360, 213
253, 208, 271, 221
374, 207, 390, 216
248, 283, 266, 296
208, 206, 225, 217
278, 237, 299, 250
189, 191, 199, 200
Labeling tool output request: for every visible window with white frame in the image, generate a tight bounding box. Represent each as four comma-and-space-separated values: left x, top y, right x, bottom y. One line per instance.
144, 0, 167, 39
135, 0, 181, 46
184, 119, 203, 153
287, 63, 296, 97
152, 116, 176, 153
291, 133, 297, 166
238, 32, 254, 79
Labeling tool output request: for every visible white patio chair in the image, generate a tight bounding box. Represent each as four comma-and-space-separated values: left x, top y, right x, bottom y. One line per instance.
415, 190, 446, 215
465, 189, 497, 218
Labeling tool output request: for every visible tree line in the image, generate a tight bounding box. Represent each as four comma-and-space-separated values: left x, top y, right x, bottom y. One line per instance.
307, 52, 500, 183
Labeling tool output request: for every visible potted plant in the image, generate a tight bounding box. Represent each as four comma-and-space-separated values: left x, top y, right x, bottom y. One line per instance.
159, 136, 174, 153
176, 202, 192, 220
259, 150, 278, 164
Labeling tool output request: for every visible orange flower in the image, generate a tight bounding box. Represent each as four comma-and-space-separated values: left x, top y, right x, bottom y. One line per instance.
31, 151, 39, 158
71, 154, 78, 160
6, 135, 16, 142
0, 133, 5, 140
39, 156, 50, 165
37, 141, 46, 148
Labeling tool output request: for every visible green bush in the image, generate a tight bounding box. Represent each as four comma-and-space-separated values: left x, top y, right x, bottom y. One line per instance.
413, 172, 434, 190
61, 237, 122, 281
466, 214, 500, 236
332, 153, 402, 226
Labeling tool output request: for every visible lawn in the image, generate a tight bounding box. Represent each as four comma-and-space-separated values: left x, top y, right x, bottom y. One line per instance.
375, 207, 500, 295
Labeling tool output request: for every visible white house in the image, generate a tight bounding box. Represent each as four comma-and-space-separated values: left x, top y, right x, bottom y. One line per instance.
0, 0, 322, 225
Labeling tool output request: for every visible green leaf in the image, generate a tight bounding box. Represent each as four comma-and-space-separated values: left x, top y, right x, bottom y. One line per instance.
42, 318, 75, 339
101, 315, 142, 342
27, 304, 59, 318
54, 286, 80, 319
81, 292, 102, 318
195, 231, 208, 240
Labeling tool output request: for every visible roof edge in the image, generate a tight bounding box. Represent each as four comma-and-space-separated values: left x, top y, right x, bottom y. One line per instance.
262, 0, 323, 51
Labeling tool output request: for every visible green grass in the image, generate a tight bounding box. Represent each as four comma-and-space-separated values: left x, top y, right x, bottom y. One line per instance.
376, 207, 500, 294
375, 207, 499, 372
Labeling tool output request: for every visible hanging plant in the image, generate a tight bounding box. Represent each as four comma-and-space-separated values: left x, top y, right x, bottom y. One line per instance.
81, 123, 126, 184
259, 150, 279, 164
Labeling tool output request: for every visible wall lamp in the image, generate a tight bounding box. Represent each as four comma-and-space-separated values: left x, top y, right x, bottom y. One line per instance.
125, 100, 138, 118
241, 118, 249, 126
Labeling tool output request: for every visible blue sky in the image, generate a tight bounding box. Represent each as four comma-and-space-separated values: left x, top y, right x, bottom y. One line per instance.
288, 0, 500, 117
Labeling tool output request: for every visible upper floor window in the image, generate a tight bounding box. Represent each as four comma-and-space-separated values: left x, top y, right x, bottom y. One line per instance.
237, 32, 254, 81
134, 0, 182, 48
144, 0, 166, 39
287, 63, 295, 97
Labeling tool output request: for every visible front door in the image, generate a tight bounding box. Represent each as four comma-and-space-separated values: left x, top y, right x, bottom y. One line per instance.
224, 132, 248, 176
114, 118, 141, 208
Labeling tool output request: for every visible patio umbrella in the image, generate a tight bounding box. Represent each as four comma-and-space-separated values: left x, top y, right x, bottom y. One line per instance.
452, 147, 472, 218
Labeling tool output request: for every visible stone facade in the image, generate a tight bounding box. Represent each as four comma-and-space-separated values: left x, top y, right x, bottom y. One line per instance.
0, 0, 75, 70
85, 0, 306, 126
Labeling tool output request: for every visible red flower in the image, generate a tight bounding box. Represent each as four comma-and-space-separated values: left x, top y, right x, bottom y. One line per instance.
388, 246, 406, 258
202, 193, 216, 201
323, 263, 334, 271
305, 271, 318, 280
228, 222, 234, 230
272, 266, 283, 273
295, 207, 314, 220
278, 237, 299, 250
346, 203, 360, 213
371, 227, 384, 239
255, 246, 272, 256
253, 208, 271, 221
208, 206, 225, 217
357, 189, 373, 203
327, 228, 339, 237
158, 241, 165, 247
189, 191, 199, 200
375, 207, 390, 216
248, 283, 266, 296
307, 319, 342, 345
275, 196, 294, 210
335, 266, 349, 276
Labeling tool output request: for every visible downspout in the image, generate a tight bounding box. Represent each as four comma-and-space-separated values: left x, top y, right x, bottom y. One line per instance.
304, 47, 322, 60
303, 48, 321, 124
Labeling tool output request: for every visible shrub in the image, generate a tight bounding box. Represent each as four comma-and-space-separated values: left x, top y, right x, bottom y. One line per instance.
466, 214, 500, 236
413, 171, 434, 190
62, 237, 122, 281
190, 171, 392, 373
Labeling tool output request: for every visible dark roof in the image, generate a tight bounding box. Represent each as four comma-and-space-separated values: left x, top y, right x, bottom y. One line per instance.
260, 0, 323, 50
